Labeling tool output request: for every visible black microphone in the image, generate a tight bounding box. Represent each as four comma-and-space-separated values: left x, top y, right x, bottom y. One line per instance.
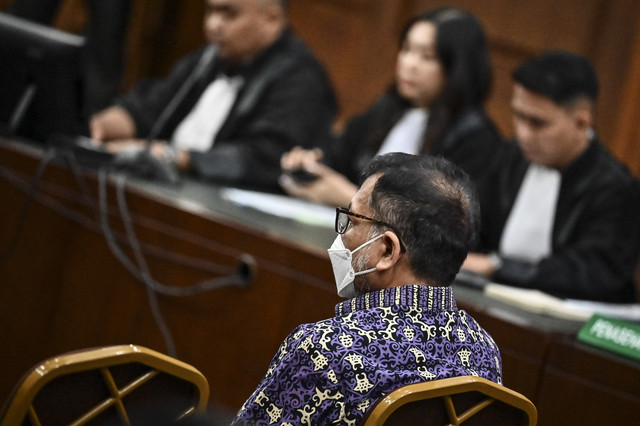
113, 45, 218, 184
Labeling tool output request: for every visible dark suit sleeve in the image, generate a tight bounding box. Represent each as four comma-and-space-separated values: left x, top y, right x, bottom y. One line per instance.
188, 58, 336, 191
494, 177, 640, 303
115, 49, 208, 138
323, 97, 390, 184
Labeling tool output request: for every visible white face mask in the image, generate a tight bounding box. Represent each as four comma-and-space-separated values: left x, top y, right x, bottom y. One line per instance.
327, 234, 383, 298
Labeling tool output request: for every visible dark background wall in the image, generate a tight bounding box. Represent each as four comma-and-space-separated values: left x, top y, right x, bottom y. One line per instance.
2, 0, 639, 176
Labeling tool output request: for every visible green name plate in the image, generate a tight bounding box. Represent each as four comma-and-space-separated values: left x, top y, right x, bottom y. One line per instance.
577, 314, 640, 361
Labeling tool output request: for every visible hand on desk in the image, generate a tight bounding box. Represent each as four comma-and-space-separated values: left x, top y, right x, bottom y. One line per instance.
462, 253, 497, 277
88, 105, 186, 170
279, 146, 357, 207
89, 137, 190, 171
90, 106, 137, 142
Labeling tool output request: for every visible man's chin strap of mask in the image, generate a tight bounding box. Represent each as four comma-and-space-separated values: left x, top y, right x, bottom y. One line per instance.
327, 234, 383, 298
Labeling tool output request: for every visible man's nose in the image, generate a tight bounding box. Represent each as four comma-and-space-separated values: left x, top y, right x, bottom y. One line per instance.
514, 121, 533, 143
400, 51, 420, 70
204, 14, 223, 36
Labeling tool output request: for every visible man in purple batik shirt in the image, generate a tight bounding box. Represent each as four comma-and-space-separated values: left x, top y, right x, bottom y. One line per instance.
232, 153, 502, 425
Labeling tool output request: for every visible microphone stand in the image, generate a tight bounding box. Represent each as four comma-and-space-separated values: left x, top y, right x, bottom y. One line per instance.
112, 45, 218, 184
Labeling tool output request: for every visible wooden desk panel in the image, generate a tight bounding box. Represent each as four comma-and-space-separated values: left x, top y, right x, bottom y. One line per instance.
0, 140, 341, 412
1, 140, 639, 423
458, 307, 553, 400
535, 337, 640, 425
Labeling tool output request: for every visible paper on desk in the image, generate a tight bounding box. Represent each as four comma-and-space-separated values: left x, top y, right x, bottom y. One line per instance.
220, 187, 335, 227
484, 283, 640, 322
563, 298, 640, 322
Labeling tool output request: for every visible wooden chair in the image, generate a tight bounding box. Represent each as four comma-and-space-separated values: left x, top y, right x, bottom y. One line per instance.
363, 376, 537, 426
0, 344, 210, 425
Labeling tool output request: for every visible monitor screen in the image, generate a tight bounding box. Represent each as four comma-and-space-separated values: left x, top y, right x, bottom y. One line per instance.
0, 12, 87, 142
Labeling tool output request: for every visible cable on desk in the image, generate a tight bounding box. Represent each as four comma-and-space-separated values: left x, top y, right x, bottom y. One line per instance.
0, 146, 54, 264
118, 173, 177, 358
96, 169, 251, 297
98, 168, 177, 356
60, 147, 103, 222
1, 150, 336, 357
0, 152, 331, 292
0, 157, 247, 279
35, 145, 243, 289
97, 168, 254, 356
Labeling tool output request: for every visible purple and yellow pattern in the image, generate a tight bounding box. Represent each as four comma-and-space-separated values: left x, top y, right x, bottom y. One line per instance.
232, 285, 502, 425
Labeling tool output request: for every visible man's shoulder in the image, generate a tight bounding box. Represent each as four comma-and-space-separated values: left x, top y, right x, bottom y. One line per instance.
279, 30, 321, 61
245, 30, 332, 88
574, 139, 639, 191
555, 140, 640, 220
450, 108, 500, 139
285, 318, 340, 342
261, 30, 323, 70
490, 139, 529, 181
593, 140, 638, 183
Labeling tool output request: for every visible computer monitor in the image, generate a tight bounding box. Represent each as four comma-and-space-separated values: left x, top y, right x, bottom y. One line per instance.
0, 12, 87, 143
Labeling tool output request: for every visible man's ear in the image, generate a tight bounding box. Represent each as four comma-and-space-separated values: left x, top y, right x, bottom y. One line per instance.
264, 1, 285, 25
374, 230, 404, 271
571, 102, 593, 133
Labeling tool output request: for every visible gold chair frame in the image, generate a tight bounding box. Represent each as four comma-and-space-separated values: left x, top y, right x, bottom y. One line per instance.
1, 344, 210, 426
363, 376, 537, 426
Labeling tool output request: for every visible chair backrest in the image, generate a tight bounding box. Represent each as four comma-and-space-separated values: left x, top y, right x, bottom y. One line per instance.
363, 376, 537, 426
0, 344, 210, 425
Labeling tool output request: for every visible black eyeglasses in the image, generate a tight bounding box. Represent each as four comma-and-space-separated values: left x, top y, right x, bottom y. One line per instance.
335, 207, 406, 252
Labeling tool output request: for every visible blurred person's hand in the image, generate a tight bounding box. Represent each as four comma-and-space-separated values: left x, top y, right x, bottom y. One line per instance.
280, 149, 356, 207
89, 106, 136, 142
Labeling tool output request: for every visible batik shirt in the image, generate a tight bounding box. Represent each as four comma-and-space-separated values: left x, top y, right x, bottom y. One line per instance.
232, 284, 502, 425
